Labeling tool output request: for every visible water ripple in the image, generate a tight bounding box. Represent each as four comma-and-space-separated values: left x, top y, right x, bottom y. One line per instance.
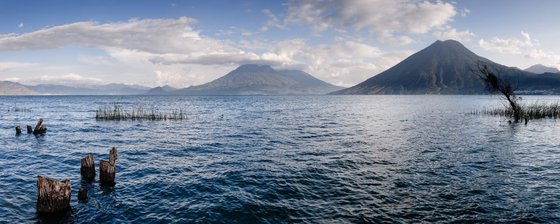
0, 95, 559, 223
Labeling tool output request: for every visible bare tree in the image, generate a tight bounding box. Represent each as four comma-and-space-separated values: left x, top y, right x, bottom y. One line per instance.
475, 64, 523, 123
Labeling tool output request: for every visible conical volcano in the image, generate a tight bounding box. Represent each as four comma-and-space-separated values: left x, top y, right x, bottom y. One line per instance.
176, 64, 342, 95
333, 40, 558, 94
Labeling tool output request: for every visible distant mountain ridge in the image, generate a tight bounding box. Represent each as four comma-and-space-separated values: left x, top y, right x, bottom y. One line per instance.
0, 81, 37, 95
525, 64, 560, 74
146, 85, 178, 95
0, 82, 149, 95
1, 64, 341, 96
333, 40, 560, 94
169, 64, 342, 95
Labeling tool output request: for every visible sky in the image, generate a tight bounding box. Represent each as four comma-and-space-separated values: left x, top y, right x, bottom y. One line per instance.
0, 0, 559, 88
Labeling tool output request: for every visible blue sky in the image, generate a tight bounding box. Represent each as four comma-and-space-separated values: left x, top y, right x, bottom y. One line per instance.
0, 0, 559, 87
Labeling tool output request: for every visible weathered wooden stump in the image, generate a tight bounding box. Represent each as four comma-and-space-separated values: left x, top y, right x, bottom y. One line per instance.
78, 187, 88, 202
40, 125, 47, 133
80, 154, 95, 181
99, 160, 116, 186
109, 147, 118, 165
15, 126, 22, 135
33, 119, 47, 135
26, 125, 33, 134
33, 119, 43, 134
37, 176, 71, 213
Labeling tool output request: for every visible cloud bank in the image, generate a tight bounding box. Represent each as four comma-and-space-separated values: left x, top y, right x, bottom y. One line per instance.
0, 1, 461, 87
283, 0, 456, 34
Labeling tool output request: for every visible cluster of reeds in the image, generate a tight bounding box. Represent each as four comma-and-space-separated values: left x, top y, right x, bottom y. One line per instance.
7, 107, 32, 112
476, 102, 560, 120
95, 104, 186, 121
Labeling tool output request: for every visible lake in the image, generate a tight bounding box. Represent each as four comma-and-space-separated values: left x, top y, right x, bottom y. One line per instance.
0, 95, 559, 223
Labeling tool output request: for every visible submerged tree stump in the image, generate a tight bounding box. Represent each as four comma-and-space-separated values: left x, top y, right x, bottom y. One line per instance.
37, 176, 71, 213
26, 125, 33, 134
15, 126, 21, 135
78, 187, 88, 202
33, 119, 43, 134
33, 119, 47, 135
81, 154, 95, 181
109, 147, 117, 165
100, 147, 118, 185
99, 160, 115, 185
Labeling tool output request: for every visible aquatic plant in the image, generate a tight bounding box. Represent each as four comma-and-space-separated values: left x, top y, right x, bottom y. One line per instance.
477, 102, 560, 121
95, 104, 187, 121
7, 106, 32, 112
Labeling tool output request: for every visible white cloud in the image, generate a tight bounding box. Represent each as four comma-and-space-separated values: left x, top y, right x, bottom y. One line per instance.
0, 17, 413, 87
525, 49, 560, 61
479, 31, 537, 54
283, 0, 456, 34
433, 28, 475, 41
154, 65, 235, 87
461, 8, 471, 17
0, 17, 237, 55
149, 51, 274, 66
155, 70, 185, 87
0, 62, 37, 72
377, 33, 415, 45
5, 73, 106, 85
78, 55, 115, 65
525, 49, 560, 69
260, 9, 284, 32
18, 23, 24, 28
260, 38, 408, 87
520, 31, 538, 47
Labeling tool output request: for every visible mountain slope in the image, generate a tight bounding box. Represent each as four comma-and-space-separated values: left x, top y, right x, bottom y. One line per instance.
0, 81, 36, 95
146, 85, 178, 95
525, 64, 560, 74
175, 64, 342, 95
28, 83, 149, 95
333, 40, 559, 94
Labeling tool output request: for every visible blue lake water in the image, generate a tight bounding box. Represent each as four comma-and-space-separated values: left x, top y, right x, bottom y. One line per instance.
0, 95, 559, 223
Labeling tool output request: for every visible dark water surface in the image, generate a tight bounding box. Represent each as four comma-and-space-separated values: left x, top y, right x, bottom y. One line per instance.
0, 95, 559, 223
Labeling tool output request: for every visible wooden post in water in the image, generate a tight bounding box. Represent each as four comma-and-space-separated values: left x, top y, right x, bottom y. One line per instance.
37, 176, 71, 213
33, 119, 43, 134
32, 119, 47, 135
39, 125, 47, 133
26, 125, 33, 134
100, 147, 118, 185
109, 147, 117, 165
15, 126, 21, 135
99, 160, 115, 185
80, 154, 95, 181
78, 187, 88, 202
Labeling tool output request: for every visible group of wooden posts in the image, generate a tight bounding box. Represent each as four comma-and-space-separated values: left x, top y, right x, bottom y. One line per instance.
36, 147, 118, 214
16, 118, 47, 135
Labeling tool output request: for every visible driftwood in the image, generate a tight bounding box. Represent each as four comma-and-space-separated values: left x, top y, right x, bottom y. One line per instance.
37, 176, 71, 213
78, 187, 88, 202
15, 126, 21, 135
80, 154, 95, 181
27, 125, 33, 134
33, 119, 47, 135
